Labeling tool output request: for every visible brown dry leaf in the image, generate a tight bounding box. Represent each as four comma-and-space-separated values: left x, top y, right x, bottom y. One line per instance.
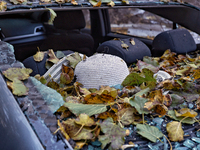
57, 120, 70, 140
60, 64, 74, 85
0, 1, 7, 11
97, 111, 118, 121
166, 121, 184, 142
193, 69, 200, 80
33, 51, 45, 62
47, 79, 59, 90
47, 49, 59, 64
84, 93, 105, 104
96, 86, 118, 99
63, 118, 93, 140
75, 141, 86, 149
175, 108, 198, 118
144, 89, 169, 116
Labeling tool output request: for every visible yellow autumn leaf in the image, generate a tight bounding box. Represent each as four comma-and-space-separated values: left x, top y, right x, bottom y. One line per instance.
33, 51, 44, 62
175, 108, 198, 118
57, 120, 70, 140
166, 121, 184, 142
0, 1, 7, 11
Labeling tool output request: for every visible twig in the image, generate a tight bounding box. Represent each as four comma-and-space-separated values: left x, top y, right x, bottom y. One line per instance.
163, 134, 172, 150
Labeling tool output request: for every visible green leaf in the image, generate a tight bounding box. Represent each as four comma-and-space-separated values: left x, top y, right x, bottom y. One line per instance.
122, 68, 156, 87
135, 87, 150, 97
136, 124, 163, 142
64, 103, 107, 116
66, 52, 82, 68
129, 96, 149, 114
143, 56, 159, 67
169, 94, 184, 108
3, 68, 32, 81
137, 60, 159, 73
98, 118, 126, 149
168, 110, 196, 124
116, 107, 135, 126
7, 78, 29, 96
56, 51, 65, 59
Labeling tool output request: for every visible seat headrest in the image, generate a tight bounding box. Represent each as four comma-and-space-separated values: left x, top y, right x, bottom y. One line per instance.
152, 29, 196, 56
53, 10, 86, 30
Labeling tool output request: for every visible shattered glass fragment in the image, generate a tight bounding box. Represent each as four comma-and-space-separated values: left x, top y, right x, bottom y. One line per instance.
192, 137, 200, 144
30, 77, 64, 113
183, 139, 195, 148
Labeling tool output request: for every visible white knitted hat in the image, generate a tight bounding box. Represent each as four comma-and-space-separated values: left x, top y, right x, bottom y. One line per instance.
74, 54, 129, 89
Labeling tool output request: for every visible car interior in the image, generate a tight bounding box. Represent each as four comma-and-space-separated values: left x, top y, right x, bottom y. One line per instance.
0, 6, 199, 76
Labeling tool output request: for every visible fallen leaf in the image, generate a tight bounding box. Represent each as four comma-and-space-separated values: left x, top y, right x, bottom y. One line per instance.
7, 78, 28, 96
137, 60, 159, 73
60, 65, 74, 85
89, 0, 102, 7
10, 0, 27, 4
64, 103, 107, 116
143, 56, 159, 67
166, 121, 184, 142
3, 68, 32, 81
47, 9, 57, 25
97, 111, 117, 121
129, 96, 149, 114
47, 79, 59, 90
71, 0, 78, 5
107, 0, 115, 7
130, 38, 135, 45
57, 120, 70, 140
62, 118, 93, 140
75, 141, 86, 149
56, 51, 65, 59
117, 107, 135, 126
75, 114, 96, 127
47, 49, 59, 64
121, 43, 129, 50
175, 108, 198, 118
167, 110, 196, 124
136, 124, 163, 142
66, 52, 82, 68
193, 69, 200, 80
0, 1, 7, 11
98, 118, 126, 149
33, 51, 44, 62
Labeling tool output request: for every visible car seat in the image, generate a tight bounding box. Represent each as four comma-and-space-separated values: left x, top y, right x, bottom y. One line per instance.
96, 38, 151, 64
40, 10, 94, 56
151, 28, 197, 56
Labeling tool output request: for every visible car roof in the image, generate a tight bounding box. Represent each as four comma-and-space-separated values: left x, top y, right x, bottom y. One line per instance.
1, 1, 200, 35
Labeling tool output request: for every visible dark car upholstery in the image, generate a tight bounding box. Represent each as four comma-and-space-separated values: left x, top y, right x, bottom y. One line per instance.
152, 28, 197, 56
40, 10, 94, 56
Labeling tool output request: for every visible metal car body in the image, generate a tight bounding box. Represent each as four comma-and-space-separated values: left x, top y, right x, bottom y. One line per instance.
0, 0, 200, 149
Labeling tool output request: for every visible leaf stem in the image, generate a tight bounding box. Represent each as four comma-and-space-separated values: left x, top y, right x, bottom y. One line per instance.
163, 134, 172, 150
180, 116, 188, 123
74, 124, 84, 137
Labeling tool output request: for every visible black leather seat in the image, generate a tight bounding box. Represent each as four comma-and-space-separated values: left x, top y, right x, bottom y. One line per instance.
40, 10, 94, 56
152, 29, 197, 56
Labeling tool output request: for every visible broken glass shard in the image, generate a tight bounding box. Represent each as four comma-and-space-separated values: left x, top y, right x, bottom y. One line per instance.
30, 77, 64, 113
